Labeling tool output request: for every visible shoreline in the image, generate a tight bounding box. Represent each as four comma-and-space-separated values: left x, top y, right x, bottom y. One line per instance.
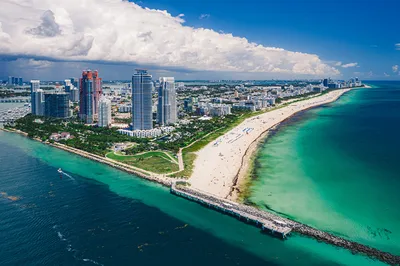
190, 88, 359, 198
228, 87, 357, 202
0, 128, 179, 188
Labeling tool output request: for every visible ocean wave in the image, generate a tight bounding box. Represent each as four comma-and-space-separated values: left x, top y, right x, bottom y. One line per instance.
82, 258, 104, 265
57, 231, 67, 241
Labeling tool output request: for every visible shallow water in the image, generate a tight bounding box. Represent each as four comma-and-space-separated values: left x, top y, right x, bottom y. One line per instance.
249, 82, 400, 256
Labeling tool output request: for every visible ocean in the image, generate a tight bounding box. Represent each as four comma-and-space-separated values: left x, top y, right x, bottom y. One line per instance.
248, 81, 400, 258
0, 83, 395, 265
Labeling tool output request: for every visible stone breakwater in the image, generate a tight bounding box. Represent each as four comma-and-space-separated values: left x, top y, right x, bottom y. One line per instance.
172, 183, 400, 265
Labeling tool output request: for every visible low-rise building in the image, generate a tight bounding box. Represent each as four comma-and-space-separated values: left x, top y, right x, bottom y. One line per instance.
118, 126, 175, 138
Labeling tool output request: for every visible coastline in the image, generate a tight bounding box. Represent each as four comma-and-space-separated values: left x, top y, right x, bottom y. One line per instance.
228, 88, 356, 202
0, 128, 179, 188
189, 88, 358, 199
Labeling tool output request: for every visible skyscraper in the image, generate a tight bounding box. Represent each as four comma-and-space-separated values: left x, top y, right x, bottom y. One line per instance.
98, 97, 112, 127
132, 69, 153, 130
18, 77, 23, 86
323, 78, 329, 87
34, 89, 45, 116
157, 77, 177, 126
79, 70, 102, 124
69, 87, 79, 103
44, 93, 69, 118
64, 79, 72, 92
30, 80, 44, 115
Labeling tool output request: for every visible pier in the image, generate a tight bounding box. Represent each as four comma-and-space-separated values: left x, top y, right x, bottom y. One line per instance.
171, 182, 400, 265
171, 182, 293, 238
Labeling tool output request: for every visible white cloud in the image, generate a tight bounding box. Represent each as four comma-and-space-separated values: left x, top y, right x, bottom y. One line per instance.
199, 14, 210, 20
392, 65, 399, 73
341, 62, 358, 68
384, 72, 390, 77
0, 0, 339, 76
14, 58, 53, 69
396, 44, 400, 50
334, 61, 342, 66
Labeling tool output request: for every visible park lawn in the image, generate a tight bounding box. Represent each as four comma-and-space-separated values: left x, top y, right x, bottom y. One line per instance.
106, 151, 179, 174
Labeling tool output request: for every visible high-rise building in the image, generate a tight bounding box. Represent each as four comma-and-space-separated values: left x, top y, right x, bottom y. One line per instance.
98, 97, 112, 127
8, 76, 12, 85
69, 87, 79, 102
157, 77, 177, 126
30, 80, 44, 115
18, 77, 23, 86
64, 79, 72, 92
79, 70, 102, 124
132, 69, 153, 130
323, 78, 329, 87
70, 78, 79, 89
44, 93, 69, 118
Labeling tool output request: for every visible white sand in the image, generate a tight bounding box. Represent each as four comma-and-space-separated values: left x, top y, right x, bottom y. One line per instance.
189, 89, 351, 198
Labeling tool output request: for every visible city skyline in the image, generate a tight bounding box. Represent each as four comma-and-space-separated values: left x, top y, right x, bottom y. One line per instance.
0, 0, 399, 81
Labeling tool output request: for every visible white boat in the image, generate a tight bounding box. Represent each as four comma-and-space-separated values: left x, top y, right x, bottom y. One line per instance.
57, 168, 62, 173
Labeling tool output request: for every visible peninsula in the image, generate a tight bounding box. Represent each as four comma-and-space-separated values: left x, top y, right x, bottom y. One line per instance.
5, 78, 397, 264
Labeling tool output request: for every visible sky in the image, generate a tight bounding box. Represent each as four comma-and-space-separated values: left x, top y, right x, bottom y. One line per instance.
0, 0, 399, 81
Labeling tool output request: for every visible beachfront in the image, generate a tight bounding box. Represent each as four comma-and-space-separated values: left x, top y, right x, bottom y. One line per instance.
189, 88, 352, 199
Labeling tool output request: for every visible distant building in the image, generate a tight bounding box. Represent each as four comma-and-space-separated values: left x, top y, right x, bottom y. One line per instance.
132, 69, 153, 130
118, 126, 174, 138
157, 77, 177, 126
79, 70, 102, 124
323, 79, 329, 87
64, 79, 72, 93
18, 77, 23, 86
44, 93, 69, 118
209, 104, 231, 117
69, 87, 79, 102
184, 97, 198, 112
98, 97, 112, 127
8, 76, 12, 85
118, 104, 132, 113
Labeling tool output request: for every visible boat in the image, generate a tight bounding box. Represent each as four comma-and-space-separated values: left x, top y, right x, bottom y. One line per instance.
57, 168, 62, 173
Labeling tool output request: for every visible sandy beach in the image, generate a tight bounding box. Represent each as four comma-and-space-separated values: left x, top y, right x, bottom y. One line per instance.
189, 88, 353, 199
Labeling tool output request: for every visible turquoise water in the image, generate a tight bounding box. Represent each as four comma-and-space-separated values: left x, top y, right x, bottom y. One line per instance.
249, 82, 400, 257
0, 130, 385, 265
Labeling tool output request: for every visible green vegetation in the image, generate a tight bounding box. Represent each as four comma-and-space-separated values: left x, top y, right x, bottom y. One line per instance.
170, 152, 197, 178
11, 115, 149, 156
106, 151, 179, 174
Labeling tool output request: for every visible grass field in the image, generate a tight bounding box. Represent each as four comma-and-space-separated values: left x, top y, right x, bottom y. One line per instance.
106, 151, 179, 174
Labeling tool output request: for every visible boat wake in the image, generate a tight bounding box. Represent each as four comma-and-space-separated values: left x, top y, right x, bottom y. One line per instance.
57, 169, 76, 182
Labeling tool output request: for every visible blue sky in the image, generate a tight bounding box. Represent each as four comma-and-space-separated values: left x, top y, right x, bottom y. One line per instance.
139, 0, 400, 77
0, 0, 399, 80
